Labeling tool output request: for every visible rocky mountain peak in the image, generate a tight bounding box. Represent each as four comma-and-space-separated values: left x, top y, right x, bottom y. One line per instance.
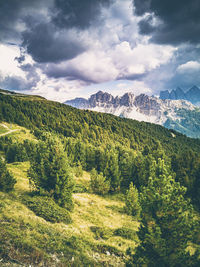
89, 91, 115, 107
120, 92, 135, 106
160, 85, 200, 104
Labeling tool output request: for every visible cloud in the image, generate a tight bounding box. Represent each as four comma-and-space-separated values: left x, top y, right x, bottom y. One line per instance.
177, 61, 200, 73
44, 51, 119, 83
22, 23, 87, 63
2, 0, 197, 100
133, 0, 200, 45
43, 41, 174, 84
52, 0, 113, 29
0, 0, 53, 43
0, 75, 37, 91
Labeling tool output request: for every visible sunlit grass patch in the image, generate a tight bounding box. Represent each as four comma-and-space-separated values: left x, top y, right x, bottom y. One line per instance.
1, 161, 139, 266
7, 161, 30, 194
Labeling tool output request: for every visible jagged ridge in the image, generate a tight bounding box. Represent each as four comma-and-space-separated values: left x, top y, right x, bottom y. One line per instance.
160, 85, 200, 104
65, 91, 199, 137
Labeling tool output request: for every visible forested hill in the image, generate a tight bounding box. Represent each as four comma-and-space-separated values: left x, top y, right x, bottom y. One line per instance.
0, 89, 200, 154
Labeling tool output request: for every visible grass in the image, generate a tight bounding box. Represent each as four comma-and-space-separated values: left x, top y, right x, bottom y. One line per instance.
0, 122, 37, 143
0, 125, 8, 134
7, 162, 30, 194
0, 161, 139, 266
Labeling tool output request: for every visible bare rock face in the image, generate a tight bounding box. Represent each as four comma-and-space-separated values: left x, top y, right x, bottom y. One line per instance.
119, 93, 135, 107
89, 91, 115, 107
134, 94, 161, 116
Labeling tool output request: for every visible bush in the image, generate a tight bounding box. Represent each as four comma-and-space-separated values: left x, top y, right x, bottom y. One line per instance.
0, 158, 16, 192
90, 169, 110, 195
90, 226, 113, 240
74, 163, 83, 177
73, 183, 87, 193
124, 182, 141, 218
114, 227, 137, 240
23, 195, 72, 224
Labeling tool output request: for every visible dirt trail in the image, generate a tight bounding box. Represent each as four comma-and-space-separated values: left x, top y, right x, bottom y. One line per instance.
0, 123, 19, 136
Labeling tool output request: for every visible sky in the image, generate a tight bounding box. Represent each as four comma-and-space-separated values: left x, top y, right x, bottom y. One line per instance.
0, 0, 200, 102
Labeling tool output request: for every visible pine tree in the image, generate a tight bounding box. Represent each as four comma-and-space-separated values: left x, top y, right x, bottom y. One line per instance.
131, 158, 198, 266
90, 168, 110, 195
0, 158, 16, 192
119, 151, 134, 188
124, 182, 141, 218
28, 134, 74, 210
104, 150, 121, 191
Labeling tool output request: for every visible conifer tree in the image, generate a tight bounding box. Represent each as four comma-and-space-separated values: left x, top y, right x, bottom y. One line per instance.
90, 168, 110, 195
104, 151, 121, 191
0, 158, 16, 192
124, 182, 141, 218
28, 134, 74, 210
131, 158, 198, 266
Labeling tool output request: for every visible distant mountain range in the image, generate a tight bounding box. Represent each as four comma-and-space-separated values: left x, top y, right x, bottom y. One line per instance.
64, 91, 200, 138
160, 85, 200, 105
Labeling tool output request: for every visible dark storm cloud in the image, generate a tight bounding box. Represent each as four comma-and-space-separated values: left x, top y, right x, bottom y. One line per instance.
52, 0, 113, 29
0, 0, 51, 43
20, 0, 114, 64
44, 63, 98, 84
133, 0, 200, 45
20, 63, 40, 84
0, 62, 41, 91
0, 75, 38, 91
118, 73, 147, 81
0, 0, 93, 64
0, 62, 41, 92
22, 23, 87, 63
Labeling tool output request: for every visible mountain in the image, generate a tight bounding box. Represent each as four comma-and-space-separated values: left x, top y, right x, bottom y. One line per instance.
160, 85, 200, 104
65, 91, 200, 138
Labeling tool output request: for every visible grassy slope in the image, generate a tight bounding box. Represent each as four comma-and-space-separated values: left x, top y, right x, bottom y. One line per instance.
0, 122, 37, 142
0, 130, 138, 266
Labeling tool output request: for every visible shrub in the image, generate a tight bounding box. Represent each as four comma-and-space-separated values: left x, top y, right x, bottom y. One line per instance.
90, 226, 113, 240
23, 195, 72, 224
0, 158, 16, 192
90, 169, 110, 195
73, 183, 87, 193
74, 163, 83, 177
114, 227, 137, 240
124, 182, 141, 218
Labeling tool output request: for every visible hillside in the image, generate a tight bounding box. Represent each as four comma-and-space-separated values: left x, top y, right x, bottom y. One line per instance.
0, 90, 200, 266
1, 89, 200, 154
0, 129, 138, 266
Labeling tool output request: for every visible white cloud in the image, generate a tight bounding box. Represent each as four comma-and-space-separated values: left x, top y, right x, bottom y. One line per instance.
177, 61, 200, 73
0, 44, 23, 77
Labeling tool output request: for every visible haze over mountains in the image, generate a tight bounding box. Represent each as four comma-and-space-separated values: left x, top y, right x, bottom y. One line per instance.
65, 90, 200, 138
160, 86, 200, 105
